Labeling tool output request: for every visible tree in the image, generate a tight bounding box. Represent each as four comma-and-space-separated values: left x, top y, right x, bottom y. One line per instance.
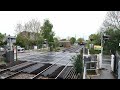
70, 37, 76, 45
103, 11, 120, 30
88, 33, 101, 45
15, 19, 41, 49
15, 23, 23, 35
41, 19, 55, 51
101, 11, 120, 54
0, 33, 5, 46
71, 54, 83, 78
16, 34, 28, 48
77, 38, 84, 44
37, 36, 44, 48
103, 28, 120, 54
53, 37, 59, 50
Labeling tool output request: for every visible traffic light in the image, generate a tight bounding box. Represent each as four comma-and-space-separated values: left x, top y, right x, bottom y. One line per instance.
2, 53, 6, 57
103, 35, 110, 40
90, 38, 93, 41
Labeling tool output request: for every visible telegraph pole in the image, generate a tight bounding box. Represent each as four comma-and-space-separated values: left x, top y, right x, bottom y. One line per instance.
101, 32, 103, 64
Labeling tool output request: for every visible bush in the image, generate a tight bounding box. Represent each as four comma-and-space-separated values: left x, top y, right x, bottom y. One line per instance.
103, 50, 111, 55
89, 48, 100, 54
71, 54, 83, 74
54, 47, 60, 52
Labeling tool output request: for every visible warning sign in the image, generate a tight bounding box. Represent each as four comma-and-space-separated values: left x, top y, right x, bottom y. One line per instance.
94, 45, 102, 50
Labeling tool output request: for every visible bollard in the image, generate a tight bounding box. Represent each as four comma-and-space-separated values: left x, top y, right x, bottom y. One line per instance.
99, 53, 102, 69
111, 54, 114, 72
83, 64, 86, 79
118, 61, 120, 79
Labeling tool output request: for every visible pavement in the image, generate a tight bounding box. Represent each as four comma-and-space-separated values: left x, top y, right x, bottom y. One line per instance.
90, 64, 115, 79
90, 55, 115, 79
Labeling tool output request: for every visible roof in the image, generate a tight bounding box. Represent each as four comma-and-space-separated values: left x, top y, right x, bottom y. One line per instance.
59, 40, 70, 43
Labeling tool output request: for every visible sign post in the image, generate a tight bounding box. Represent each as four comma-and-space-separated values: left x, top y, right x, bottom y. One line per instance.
119, 43, 120, 46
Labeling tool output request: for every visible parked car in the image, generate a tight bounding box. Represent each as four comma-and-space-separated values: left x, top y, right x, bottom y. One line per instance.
17, 46, 25, 53
0, 47, 5, 52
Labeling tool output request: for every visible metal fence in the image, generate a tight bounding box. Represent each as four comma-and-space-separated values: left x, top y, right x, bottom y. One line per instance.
113, 51, 120, 78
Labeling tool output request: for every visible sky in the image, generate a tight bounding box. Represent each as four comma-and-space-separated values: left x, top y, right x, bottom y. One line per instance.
0, 11, 107, 40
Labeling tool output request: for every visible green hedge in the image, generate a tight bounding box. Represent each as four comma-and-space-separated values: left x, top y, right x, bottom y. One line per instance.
71, 54, 83, 74
89, 48, 101, 54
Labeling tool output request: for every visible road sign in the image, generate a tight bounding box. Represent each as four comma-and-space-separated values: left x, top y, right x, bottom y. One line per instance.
94, 45, 102, 50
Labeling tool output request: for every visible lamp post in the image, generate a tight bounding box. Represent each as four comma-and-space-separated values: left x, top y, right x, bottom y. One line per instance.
101, 32, 103, 64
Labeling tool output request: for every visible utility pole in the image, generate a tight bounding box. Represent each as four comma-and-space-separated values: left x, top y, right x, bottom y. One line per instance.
101, 31, 103, 66
16, 45, 17, 61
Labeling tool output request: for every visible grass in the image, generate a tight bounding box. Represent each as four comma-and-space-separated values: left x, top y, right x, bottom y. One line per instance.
0, 59, 6, 65
87, 70, 97, 75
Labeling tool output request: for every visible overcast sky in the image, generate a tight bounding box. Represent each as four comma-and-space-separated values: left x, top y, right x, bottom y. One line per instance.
0, 11, 107, 40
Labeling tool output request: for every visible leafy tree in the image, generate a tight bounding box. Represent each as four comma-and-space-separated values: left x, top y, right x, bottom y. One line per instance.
41, 19, 55, 51
88, 33, 101, 45
53, 37, 59, 48
103, 11, 120, 30
70, 37, 76, 45
15, 19, 41, 49
101, 11, 120, 54
38, 36, 44, 48
16, 34, 27, 48
104, 28, 120, 54
0, 33, 5, 46
71, 54, 83, 75
77, 38, 84, 44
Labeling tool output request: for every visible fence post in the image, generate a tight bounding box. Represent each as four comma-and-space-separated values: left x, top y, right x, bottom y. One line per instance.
111, 54, 114, 72
83, 63, 86, 79
88, 49, 90, 55
99, 53, 102, 69
118, 61, 120, 79
16, 46, 17, 61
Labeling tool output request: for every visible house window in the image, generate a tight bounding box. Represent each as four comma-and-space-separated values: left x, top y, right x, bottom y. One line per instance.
90, 63, 96, 69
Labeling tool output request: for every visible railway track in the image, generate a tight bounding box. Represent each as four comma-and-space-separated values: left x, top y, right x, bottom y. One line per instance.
0, 46, 81, 79
64, 45, 81, 53
31, 56, 73, 79
0, 69, 22, 79
0, 62, 77, 79
0, 61, 36, 79
0, 53, 69, 79
31, 55, 68, 79
65, 67, 80, 79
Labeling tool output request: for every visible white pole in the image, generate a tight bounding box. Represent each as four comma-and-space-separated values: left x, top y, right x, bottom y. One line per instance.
111, 54, 114, 71
101, 32, 103, 67
99, 53, 102, 69
118, 61, 120, 79
83, 63, 86, 79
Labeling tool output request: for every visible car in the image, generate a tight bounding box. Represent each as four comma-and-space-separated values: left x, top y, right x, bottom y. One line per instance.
0, 47, 5, 52
17, 46, 25, 53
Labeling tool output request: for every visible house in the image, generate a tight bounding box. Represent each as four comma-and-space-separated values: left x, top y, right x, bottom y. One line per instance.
59, 40, 71, 48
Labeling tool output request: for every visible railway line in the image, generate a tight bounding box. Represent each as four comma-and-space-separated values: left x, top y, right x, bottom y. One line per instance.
0, 45, 82, 79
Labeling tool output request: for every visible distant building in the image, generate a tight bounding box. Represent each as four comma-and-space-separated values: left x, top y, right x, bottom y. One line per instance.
59, 40, 71, 48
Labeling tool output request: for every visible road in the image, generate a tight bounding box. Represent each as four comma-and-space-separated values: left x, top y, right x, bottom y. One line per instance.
15, 45, 83, 66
